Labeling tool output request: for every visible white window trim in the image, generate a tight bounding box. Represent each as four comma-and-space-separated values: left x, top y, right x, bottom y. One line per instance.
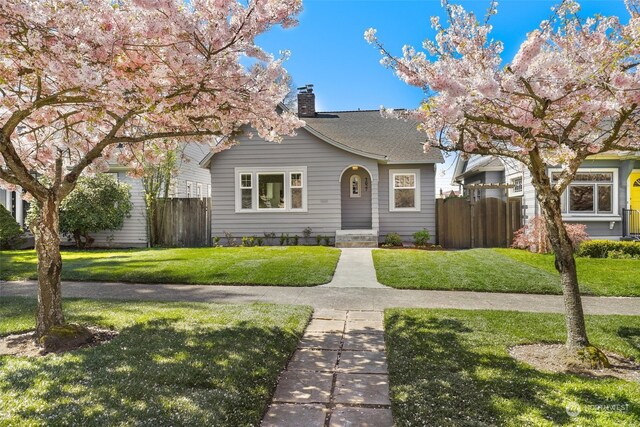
389, 169, 421, 212
186, 180, 193, 198
508, 173, 524, 197
290, 172, 304, 210
239, 172, 254, 210
234, 167, 308, 213
196, 183, 203, 199
548, 168, 619, 219
350, 174, 361, 198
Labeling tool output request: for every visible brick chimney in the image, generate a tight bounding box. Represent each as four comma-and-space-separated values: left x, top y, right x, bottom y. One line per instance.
297, 84, 316, 117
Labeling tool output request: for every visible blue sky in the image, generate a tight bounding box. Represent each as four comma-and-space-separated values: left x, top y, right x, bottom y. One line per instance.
255, 0, 630, 191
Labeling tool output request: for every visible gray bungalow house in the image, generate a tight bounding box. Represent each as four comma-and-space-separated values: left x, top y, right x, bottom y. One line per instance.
452, 152, 640, 240
201, 87, 444, 246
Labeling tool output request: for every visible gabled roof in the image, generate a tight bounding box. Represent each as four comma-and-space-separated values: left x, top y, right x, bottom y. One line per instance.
452, 154, 505, 184
303, 110, 444, 164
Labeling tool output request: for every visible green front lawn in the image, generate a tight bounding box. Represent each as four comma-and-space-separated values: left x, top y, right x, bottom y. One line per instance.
385, 308, 640, 426
0, 246, 341, 286
0, 297, 311, 426
372, 248, 640, 296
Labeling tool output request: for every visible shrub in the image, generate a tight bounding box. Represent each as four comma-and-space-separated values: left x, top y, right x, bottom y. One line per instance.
223, 230, 237, 247
383, 232, 402, 247
316, 235, 323, 245
303, 227, 312, 243
241, 236, 256, 247
322, 236, 331, 246
578, 240, 640, 258
412, 228, 431, 247
212, 236, 221, 247
279, 233, 289, 246
263, 232, 276, 246
292, 235, 299, 246
256, 237, 264, 246
512, 216, 589, 254
28, 174, 132, 248
606, 249, 639, 260
0, 205, 23, 249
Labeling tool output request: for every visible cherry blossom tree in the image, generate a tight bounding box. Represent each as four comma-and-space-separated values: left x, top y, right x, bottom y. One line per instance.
366, 0, 640, 366
0, 0, 303, 341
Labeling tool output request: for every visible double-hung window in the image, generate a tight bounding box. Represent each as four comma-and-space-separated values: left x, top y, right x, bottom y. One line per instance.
389, 169, 420, 211
240, 173, 253, 209
290, 172, 303, 209
236, 167, 307, 212
186, 181, 193, 198
550, 169, 617, 216
511, 177, 523, 194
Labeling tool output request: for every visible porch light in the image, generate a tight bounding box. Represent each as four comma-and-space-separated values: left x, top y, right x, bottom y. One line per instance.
352, 166, 358, 170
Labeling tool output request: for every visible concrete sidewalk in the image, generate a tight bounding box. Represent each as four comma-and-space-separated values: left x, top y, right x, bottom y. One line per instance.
320, 248, 386, 288
2, 280, 640, 315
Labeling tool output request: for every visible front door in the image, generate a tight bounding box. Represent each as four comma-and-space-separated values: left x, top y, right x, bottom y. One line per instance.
341, 168, 372, 229
630, 172, 640, 234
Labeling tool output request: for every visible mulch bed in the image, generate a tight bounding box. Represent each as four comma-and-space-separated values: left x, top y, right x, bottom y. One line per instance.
509, 343, 640, 382
0, 327, 118, 357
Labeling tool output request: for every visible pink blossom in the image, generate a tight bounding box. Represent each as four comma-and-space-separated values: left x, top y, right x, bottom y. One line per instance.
0, 0, 303, 192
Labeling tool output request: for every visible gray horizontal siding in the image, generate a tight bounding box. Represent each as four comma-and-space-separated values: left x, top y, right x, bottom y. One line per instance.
172, 143, 212, 198
210, 129, 379, 238
379, 164, 436, 243
92, 173, 148, 247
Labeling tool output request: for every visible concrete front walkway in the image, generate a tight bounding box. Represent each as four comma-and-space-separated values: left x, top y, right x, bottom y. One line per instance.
321, 248, 386, 288
2, 280, 640, 315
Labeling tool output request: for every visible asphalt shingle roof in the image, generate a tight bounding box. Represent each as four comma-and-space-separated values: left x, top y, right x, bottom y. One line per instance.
303, 110, 444, 163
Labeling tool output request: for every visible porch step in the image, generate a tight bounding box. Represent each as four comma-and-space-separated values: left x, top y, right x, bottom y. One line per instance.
335, 229, 379, 248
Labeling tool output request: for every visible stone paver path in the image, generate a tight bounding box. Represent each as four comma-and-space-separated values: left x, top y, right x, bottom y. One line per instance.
262, 309, 393, 427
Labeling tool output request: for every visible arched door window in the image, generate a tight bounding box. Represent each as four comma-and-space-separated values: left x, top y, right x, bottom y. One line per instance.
350, 175, 361, 198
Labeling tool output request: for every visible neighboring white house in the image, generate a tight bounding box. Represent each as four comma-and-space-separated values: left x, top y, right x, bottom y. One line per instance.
0, 142, 212, 248
0, 186, 29, 229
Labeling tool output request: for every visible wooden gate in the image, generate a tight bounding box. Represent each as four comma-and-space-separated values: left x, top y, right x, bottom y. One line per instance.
436, 197, 522, 249
154, 198, 211, 247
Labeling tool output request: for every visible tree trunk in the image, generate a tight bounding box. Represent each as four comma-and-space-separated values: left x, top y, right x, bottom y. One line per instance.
33, 196, 65, 338
536, 192, 589, 349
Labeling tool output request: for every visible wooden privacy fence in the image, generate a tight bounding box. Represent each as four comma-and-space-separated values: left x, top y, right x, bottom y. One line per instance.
436, 197, 522, 249
153, 198, 211, 247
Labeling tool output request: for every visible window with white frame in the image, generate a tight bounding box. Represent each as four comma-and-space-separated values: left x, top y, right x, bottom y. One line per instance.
350, 175, 361, 198
290, 172, 303, 209
196, 183, 203, 199
186, 181, 193, 198
390, 169, 420, 211
240, 173, 252, 209
235, 167, 307, 212
510, 176, 523, 195
550, 169, 617, 215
